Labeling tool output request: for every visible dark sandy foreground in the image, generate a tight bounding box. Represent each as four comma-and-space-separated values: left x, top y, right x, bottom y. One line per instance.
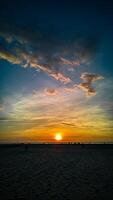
0, 145, 113, 200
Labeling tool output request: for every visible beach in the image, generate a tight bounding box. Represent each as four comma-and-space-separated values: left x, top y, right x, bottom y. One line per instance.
0, 144, 113, 200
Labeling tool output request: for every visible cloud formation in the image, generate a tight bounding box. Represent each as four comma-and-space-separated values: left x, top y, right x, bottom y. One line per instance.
25, 55, 71, 84
78, 72, 104, 96
44, 88, 58, 96
0, 49, 71, 83
80, 73, 104, 82
0, 25, 100, 62
0, 50, 21, 64
0, 25, 103, 93
78, 82, 96, 96
60, 57, 80, 67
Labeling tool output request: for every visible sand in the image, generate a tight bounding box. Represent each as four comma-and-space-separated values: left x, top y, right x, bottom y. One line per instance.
0, 145, 113, 200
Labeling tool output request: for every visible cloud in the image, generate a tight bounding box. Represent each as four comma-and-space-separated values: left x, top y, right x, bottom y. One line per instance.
0, 46, 103, 95
78, 82, 96, 96
2, 89, 110, 134
65, 87, 75, 92
60, 57, 80, 67
64, 72, 104, 96
0, 25, 100, 63
44, 88, 58, 96
78, 72, 104, 96
29, 60, 71, 84
0, 26, 37, 45
62, 122, 77, 127
48, 72, 71, 83
64, 85, 78, 93
0, 50, 21, 64
0, 49, 71, 84
0, 25, 102, 87
80, 72, 104, 83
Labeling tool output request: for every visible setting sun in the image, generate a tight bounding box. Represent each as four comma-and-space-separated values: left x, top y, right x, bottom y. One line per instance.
55, 133, 62, 141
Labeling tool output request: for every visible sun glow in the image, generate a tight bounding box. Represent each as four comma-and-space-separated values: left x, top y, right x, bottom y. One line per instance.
55, 133, 62, 141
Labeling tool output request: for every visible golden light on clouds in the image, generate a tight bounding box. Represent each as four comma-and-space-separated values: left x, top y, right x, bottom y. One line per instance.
0, 81, 113, 143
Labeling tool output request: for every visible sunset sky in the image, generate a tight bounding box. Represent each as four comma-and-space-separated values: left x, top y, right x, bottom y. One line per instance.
0, 0, 113, 143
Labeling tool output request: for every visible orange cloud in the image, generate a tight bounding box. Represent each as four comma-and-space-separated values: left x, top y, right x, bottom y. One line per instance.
0, 49, 71, 84
44, 88, 58, 96
0, 50, 21, 64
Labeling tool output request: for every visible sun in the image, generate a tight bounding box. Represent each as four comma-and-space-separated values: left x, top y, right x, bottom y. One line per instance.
55, 133, 62, 141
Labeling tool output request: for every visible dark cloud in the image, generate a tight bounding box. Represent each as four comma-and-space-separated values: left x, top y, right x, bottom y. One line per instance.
62, 122, 77, 127
0, 24, 100, 61
80, 72, 104, 82
0, 25, 102, 86
78, 82, 96, 96
78, 72, 104, 96
64, 72, 104, 96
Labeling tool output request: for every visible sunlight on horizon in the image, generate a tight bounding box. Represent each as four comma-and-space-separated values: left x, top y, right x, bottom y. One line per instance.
55, 133, 62, 141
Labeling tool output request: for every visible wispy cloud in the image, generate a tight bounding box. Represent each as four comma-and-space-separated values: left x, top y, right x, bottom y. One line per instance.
60, 57, 80, 67
30, 62, 71, 84
1, 84, 113, 142
0, 26, 104, 95
0, 26, 101, 80
0, 50, 21, 64
0, 46, 104, 95
1, 89, 111, 131
0, 49, 71, 83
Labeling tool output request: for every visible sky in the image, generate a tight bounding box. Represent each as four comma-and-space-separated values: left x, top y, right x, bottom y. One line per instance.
0, 0, 113, 143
